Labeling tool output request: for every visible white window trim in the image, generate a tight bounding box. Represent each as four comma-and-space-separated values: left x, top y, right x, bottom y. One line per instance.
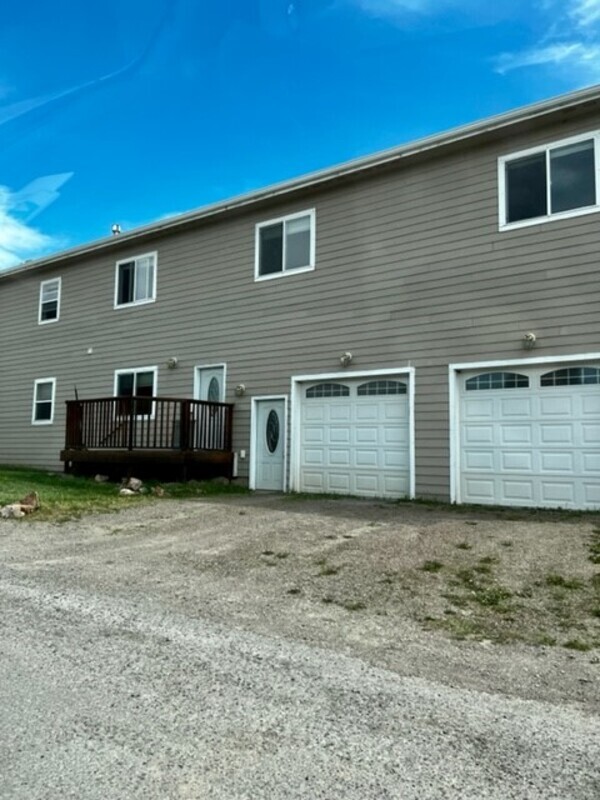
113, 251, 158, 309
113, 366, 158, 419
38, 277, 61, 325
32, 377, 56, 425
289, 367, 416, 499
498, 131, 600, 231
249, 395, 289, 490
448, 351, 600, 505
254, 208, 316, 282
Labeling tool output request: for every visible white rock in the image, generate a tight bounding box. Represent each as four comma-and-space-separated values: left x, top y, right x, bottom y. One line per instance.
119, 488, 136, 497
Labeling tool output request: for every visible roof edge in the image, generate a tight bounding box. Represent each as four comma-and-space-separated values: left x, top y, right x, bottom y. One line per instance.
3, 83, 600, 280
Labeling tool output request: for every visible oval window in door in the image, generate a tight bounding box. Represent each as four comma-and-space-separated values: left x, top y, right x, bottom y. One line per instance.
266, 410, 280, 453
207, 376, 220, 402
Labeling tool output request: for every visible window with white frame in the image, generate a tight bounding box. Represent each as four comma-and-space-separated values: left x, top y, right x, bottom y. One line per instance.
114, 253, 157, 307
32, 378, 56, 424
255, 210, 315, 279
499, 134, 599, 228
38, 278, 61, 323
114, 367, 157, 416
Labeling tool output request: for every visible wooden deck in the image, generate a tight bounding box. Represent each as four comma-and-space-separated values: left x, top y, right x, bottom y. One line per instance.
60, 396, 234, 480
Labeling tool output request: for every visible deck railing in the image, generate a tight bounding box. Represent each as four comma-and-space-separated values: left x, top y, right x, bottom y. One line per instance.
65, 397, 234, 452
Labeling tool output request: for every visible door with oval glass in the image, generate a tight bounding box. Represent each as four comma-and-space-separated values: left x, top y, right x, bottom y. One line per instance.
254, 398, 286, 490
195, 365, 225, 403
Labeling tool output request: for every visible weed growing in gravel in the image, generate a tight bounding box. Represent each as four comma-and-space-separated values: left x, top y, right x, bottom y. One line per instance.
455, 542, 472, 550
342, 600, 367, 611
589, 530, 600, 564
320, 564, 341, 576
563, 639, 593, 652
544, 574, 584, 590
276, 552, 289, 560
261, 550, 275, 556
287, 588, 301, 596
421, 560, 444, 573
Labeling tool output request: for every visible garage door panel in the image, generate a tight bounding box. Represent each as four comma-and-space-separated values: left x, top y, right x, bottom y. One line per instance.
302, 446, 325, 464
460, 364, 600, 510
501, 451, 533, 471
584, 483, 600, 503
500, 398, 532, 416
582, 424, 600, 443
329, 449, 351, 466
540, 396, 572, 415
303, 426, 325, 444
464, 450, 495, 470
329, 404, 351, 422
464, 478, 495, 500
541, 482, 575, 504
502, 480, 534, 501
582, 395, 600, 414
464, 425, 494, 444
500, 426, 532, 445
355, 426, 378, 444
539, 424, 573, 444
583, 452, 600, 472
328, 473, 351, 493
540, 451, 574, 472
328, 427, 350, 444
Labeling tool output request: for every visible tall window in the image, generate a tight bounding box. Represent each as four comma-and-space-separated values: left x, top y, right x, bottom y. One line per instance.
32, 378, 56, 424
38, 278, 61, 323
114, 368, 157, 416
500, 134, 598, 227
255, 210, 315, 279
115, 253, 157, 307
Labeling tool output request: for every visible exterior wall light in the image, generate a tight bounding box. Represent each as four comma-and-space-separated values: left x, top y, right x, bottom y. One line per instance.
522, 332, 537, 349
340, 351, 353, 367
166, 357, 179, 369
235, 383, 246, 397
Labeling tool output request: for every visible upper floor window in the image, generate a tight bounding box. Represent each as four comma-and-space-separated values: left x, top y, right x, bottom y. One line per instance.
38, 277, 61, 324
499, 134, 599, 229
255, 209, 315, 280
114, 252, 157, 308
32, 378, 56, 424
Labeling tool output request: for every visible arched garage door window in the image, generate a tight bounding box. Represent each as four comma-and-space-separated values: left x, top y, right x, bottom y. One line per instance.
540, 367, 600, 386
465, 372, 529, 391
306, 383, 350, 398
357, 380, 407, 395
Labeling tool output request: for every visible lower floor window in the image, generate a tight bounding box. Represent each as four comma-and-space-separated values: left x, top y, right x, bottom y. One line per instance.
32, 378, 56, 424
115, 368, 156, 416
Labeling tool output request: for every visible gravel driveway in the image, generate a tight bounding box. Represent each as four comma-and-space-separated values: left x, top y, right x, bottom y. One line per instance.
0, 495, 598, 799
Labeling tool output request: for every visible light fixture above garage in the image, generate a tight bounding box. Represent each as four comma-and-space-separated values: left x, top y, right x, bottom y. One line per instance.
339, 351, 353, 367
522, 332, 537, 349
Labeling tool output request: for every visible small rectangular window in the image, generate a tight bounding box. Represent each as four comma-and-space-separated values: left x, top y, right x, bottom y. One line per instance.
115, 253, 157, 307
256, 210, 315, 280
38, 278, 61, 324
114, 367, 157, 416
500, 134, 598, 228
32, 378, 56, 424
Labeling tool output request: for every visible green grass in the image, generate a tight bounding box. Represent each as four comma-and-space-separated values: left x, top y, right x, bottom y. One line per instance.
0, 466, 248, 522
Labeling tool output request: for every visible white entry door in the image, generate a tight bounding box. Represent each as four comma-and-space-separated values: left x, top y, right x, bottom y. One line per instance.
195, 365, 225, 402
253, 399, 286, 491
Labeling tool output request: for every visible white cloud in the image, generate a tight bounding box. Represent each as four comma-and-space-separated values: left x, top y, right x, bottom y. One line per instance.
571, 0, 600, 27
0, 176, 72, 270
495, 42, 600, 76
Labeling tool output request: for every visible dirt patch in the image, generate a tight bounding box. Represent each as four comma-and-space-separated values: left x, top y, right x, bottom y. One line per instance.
2, 494, 599, 709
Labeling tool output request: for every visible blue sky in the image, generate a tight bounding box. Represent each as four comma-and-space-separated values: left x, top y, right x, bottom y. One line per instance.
1, 0, 600, 269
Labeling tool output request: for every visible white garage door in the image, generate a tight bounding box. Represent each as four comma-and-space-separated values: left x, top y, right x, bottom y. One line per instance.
299, 378, 410, 498
459, 365, 600, 509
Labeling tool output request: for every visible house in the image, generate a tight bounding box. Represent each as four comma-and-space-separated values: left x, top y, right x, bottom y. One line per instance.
1, 85, 600, 510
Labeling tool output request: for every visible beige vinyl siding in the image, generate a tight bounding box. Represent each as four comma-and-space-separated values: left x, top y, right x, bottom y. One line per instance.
1, 107, 600, 497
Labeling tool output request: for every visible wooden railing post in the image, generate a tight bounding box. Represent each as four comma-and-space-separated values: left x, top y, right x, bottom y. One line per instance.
180, 400, 192, 450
